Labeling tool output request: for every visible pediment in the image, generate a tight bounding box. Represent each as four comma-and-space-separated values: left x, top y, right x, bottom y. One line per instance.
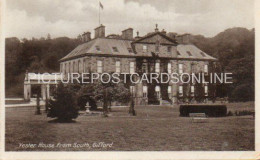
134, 32, 176, 45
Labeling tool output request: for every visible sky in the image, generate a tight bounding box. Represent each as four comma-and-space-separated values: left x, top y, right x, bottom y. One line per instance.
5, 0, 254, 39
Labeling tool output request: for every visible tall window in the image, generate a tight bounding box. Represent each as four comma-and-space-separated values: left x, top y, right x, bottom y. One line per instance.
143, 86, 148, 98
178, 63, 183, 74
155, 62, 160, 73
205, 85, 208, 96
155, 86, 160, 99
191, 85, 195, 96
167, 63, 171, 73
204, 64, 208, 73
179, 86, 183, 97
130, 62, 135, 74
116, 61, 120, 73
97, 60, 103, 73
143, 45, 147, 52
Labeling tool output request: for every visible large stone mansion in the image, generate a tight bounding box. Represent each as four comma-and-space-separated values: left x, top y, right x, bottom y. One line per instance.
59, 24, 217, 105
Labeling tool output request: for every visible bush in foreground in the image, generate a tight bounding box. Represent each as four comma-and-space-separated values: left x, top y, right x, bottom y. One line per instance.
47, 84, 79, 121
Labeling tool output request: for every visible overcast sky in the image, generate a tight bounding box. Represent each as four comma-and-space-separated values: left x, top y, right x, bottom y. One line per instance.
6, 0, 254, 39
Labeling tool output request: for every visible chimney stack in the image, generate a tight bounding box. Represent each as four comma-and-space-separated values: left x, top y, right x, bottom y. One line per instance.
161, 29, 166, 35
95, 24, 105, 38
122, 28, 133, 40
176, 34, 191, 44
82, 32, 91, 42
135, 31, 141, 40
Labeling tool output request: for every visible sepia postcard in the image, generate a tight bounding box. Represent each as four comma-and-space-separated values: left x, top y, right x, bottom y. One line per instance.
1, 0, 259, 159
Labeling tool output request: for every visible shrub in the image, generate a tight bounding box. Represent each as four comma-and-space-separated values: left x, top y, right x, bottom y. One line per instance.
47, 84, 79, 121
235, 110, 254, 116
77, 95, 97, 110
179, 104, 227, 117
227, 111, 233, 116
229, 84, 254, 102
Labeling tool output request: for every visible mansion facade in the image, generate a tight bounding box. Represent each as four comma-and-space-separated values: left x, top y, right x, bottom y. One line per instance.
59, 25, 217, 105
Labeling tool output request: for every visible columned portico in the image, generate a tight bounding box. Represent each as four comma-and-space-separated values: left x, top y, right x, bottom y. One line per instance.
24, 72, 62, 101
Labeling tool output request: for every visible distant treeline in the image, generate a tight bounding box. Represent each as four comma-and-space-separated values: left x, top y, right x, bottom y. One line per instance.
5, 36, 81, 97
5, 27, 255, 101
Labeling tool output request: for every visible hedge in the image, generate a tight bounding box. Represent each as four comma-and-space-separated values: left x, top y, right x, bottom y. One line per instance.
179, 104, 227, 117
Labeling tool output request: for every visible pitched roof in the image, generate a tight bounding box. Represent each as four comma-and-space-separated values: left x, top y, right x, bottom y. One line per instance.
176, 44, 216, 60
60, 38, 134, 61
60, 37, 216, 62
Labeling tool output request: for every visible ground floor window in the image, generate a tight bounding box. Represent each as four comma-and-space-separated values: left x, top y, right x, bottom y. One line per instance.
205, 85, 208, 96
155, 86, 160, 99
179, 85, 183, 97
143, 86, 148, 98
191, 85, 194, 97
168, 86, 172, 98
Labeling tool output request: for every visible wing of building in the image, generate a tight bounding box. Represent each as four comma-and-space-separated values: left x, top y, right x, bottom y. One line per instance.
59, 24, 217, 105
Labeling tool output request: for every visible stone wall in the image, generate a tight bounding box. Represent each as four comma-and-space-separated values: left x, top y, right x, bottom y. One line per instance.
61, 56, 136, 74
60, 56, 212, 105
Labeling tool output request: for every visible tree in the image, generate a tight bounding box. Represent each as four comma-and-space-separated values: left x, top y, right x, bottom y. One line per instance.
47, 83, 79, 122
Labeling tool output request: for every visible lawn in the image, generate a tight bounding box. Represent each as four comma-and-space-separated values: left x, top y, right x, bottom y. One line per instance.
5, 102, 254, 151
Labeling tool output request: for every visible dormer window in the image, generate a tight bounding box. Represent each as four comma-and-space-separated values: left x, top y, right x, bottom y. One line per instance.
200, 52, 206, 57
187, 51, 192, 56
96, 46, 100, 51
143, 45, 147, 52
112, 47, 119, 52
128, 48, 133, 53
